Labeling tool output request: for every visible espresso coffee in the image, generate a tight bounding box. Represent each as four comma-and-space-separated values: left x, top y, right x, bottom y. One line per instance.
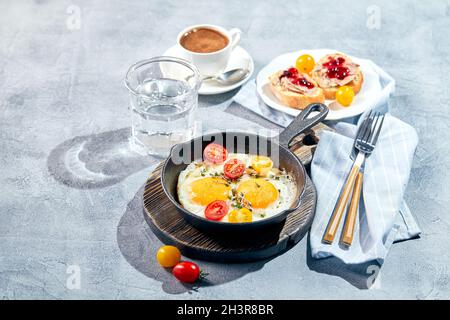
180, 28, 229, 53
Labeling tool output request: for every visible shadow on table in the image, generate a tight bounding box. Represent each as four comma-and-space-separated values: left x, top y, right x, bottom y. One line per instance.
47, 127, 158, 189
117, 185, 267, 295
198, 87, 241, 107
306, 235, 382, 289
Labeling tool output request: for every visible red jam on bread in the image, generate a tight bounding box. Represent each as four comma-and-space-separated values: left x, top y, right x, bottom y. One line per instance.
311, 53, 363, 99
268, 67, 325, 109
280, 68, 315, 89
322, 56, 351, 80
313, 53, 360, 87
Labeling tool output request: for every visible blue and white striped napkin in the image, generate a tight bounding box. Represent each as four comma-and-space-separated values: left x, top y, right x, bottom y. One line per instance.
232, 60, 421, 264
309, 117, 420, 264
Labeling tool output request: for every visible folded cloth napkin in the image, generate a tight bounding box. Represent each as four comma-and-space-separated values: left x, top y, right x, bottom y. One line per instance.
309, 117, 420, 264
233, 59, 420, 264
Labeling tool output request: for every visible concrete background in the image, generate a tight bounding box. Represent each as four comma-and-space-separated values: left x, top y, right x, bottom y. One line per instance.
0, 0, 449, 299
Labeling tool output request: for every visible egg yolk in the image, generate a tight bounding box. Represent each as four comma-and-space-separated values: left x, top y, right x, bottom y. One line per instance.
190, 177, 231, 206
236, 178, 279, 209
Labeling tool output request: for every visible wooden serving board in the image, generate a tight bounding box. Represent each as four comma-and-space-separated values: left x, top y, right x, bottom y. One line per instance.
142, 123, 332, 262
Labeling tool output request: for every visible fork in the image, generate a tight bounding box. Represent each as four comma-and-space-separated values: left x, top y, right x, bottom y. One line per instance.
341, 113, 373, 246
322, 111, 385, 244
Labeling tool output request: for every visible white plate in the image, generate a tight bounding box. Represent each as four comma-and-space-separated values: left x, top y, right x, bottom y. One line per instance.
256, 49, 382, 120
163, 45, 254, 95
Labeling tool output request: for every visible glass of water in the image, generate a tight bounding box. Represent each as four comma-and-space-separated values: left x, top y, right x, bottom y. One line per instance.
125, 56, 201, 157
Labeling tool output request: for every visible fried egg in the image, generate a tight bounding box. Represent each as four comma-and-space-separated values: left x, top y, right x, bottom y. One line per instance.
177, 153, 297, 222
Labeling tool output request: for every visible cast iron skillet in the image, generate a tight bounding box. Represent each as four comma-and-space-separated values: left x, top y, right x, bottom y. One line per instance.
160, 103, 328, 232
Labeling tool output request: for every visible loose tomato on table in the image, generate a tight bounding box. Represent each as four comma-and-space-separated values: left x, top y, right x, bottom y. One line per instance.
156, 245, 181, 268
204, 200, 228, 221
203, 143, 228, 164
223, 158, 245, 179
172, 261, 201, 283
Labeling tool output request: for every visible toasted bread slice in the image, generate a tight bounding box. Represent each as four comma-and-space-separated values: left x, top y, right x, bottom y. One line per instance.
269, 69, 325, 110
312, 53, 363, 100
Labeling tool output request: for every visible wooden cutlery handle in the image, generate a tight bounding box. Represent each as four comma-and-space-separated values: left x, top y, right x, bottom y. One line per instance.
341, 171, 363, 246
322, 165, 360, 244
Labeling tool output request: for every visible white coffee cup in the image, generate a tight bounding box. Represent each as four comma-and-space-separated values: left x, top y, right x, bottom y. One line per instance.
177, 24, 241, 77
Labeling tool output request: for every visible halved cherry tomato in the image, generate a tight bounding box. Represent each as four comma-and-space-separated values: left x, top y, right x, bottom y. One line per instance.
251, 155, 273, 176
223, 158, 245, 180
172, 261, 200, 283
156, 245, 181, 268
204, 200, 228, 221
228, 208, 253, 223
203, 143, 228, 164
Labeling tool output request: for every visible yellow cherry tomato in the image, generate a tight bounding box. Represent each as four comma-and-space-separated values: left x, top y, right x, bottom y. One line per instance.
295, 54, 315, 73
336, 86, 355, 107
250, 156, 273, 177
228, 208, 253, 223
156, 245, 181, 268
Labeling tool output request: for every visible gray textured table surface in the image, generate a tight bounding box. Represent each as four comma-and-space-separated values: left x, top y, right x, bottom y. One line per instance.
1, 0, 449, 299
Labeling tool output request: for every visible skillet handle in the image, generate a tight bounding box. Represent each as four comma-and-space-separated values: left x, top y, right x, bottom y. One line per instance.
278, 103, 329, 148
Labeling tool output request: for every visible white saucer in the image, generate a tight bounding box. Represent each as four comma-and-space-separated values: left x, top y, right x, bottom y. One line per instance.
163, 45, 254, 95
256, 49, 382, 120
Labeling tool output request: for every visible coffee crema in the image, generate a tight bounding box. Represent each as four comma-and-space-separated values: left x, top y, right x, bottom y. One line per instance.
180, 28, 229, 53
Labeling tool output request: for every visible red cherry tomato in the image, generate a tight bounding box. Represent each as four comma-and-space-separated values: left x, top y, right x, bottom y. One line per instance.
223, 158, 245, 179
203, 143, 228, 164
204, 200, 228, 221
172, 261, 200, 283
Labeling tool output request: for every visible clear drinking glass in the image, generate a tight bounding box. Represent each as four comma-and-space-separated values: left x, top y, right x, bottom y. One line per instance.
125, 57, 201, 157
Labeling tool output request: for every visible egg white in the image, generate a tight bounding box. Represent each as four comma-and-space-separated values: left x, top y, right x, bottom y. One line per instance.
177, 153, 297, 222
